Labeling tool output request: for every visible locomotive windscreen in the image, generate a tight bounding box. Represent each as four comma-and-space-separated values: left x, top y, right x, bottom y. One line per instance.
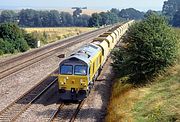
60, 65, 73, 75
74, 65, 87, 75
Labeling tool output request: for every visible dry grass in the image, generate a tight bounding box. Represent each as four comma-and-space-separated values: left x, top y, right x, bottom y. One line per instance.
105, 79, 149, 122
106, 65, 180, 122
24, 27, 96, 44
106, 28, 180, 122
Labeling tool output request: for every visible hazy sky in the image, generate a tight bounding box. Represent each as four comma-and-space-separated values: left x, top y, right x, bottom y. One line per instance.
0, 0, 166, 11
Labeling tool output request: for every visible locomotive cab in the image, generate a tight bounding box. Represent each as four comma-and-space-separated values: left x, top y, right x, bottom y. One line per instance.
58, 56, 90, 100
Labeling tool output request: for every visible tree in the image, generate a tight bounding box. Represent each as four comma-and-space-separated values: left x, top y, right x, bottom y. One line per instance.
0, 38, 15, 54
0, 10, 18, 23
88, 13, 102, 27
111, 14, 178, 84
0, 23, 30, 54
172, 10, 180, 27
0, 22, 23, 40
49, 10, 61, 27
108, 12, 119, 24
23, 30, 38, 48
19, 9, 37, 27
33, 12, 42, 27
110, 8, 120, 15
145, 10, 161, 18
119, 8, 144, 20
99, 12, 110, 25
60, 12, 74, 26
162, 0, 180, 22
14, 38, 29, 52
40, 11, 50, 27
74, 14, 90, 27
88, 10, 123, 27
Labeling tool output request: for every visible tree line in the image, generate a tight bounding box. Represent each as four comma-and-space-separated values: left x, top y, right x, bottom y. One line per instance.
0, 9, 90, 27
89, 8, 144, 27
0, 8, 144, 27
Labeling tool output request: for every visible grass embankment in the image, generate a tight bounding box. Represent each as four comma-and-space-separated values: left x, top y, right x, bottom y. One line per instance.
106, 28, 180, 122
24, 27, 96, 45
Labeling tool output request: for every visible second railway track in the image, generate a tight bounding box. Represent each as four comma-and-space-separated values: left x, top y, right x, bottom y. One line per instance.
0, 70, 58, 122
0, 70, 86, 122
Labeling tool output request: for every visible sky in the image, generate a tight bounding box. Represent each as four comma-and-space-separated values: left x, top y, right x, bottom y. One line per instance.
0, 0, 166, 11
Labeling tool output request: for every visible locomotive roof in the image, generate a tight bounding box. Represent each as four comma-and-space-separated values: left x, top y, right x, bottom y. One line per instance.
61, 43, 101, 65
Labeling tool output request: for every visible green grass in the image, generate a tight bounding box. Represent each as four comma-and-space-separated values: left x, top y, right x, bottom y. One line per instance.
106, 28, 180, 122
132, 70, 180, 122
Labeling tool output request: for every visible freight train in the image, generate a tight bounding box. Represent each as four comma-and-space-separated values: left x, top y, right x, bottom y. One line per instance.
56, 21, 134, 100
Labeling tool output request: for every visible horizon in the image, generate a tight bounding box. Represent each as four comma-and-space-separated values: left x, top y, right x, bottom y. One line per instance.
0, 0, 166, 12
0, 6, 163, 12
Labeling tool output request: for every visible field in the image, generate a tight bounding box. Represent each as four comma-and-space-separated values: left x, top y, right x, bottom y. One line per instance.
57, 8, 105, 15
105, 28, 180, 122
24, 27, 96, 45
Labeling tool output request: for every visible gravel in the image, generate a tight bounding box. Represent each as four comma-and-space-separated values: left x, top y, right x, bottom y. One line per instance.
14, 58, 113, 122
15, 83, 60, 122
75, 58, 114, 122
0, 34, 99, 112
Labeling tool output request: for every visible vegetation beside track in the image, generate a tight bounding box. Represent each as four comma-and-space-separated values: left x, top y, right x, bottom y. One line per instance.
106, 14, 180, 122
106, 64, 180, 122
0, 23, 30, 55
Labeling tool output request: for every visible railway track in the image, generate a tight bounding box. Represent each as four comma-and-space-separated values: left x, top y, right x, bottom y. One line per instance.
0, 25, 119, 122
48, 103, 64, 122
0, 71, 85, 122
48, 100, 86, 122
0, 26, 111, 122
0, 70, 58, 122
0, 26, 111, 80
69, 100, 86, 122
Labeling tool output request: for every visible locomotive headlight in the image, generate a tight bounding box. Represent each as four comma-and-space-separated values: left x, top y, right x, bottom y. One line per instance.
63, 78, 66, 84
80, 79, 87, 87
80, 79, 84, 86
60, 78, 66, 85
80, 79, 83, 83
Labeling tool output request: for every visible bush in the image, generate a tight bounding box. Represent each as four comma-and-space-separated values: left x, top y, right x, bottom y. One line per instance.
0, 22, 23, 41
111, 14, 178, 84
0, 38, 15, 54
23, 31, 38, 48
14, 38, 29, 52
0, 22, 34, 55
